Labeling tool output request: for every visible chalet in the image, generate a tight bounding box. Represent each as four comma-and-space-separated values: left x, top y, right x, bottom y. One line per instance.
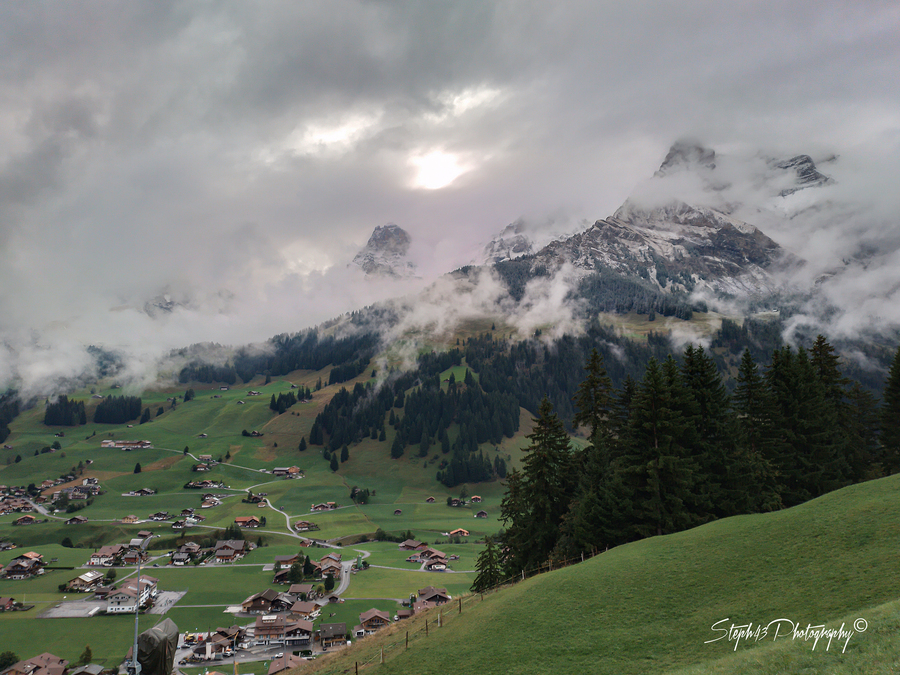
235, 516, 261, 528
425, 557, 448, 571
393, 509, 402, 516
0, 597, 14, 611
172, 553, 191, 565
214, 539, 247, 562
13, 515, 36, 526
121, 515, 139, 523
106, 575, 157, 613
89, 544, 124, 566
267, 653, 306, 675
2, 552, 44, 579
289, 600, 318, 620
448, 528, 470, 537
357, 608, 391, 635
65, 515, 88, 525
122, 549, 148, 565
396, 608, 415, 620
181, 508, 195, 517
190, 625, 244, 658
274, 554, 301, 567
201, 498, 220, 508
66, 570, 104, 592
475, 510, 488, 518
310, 502, 337, 511
171, 520, 186, 530
242, 588, 279, 614
419, 547, 445, 561
180, 542, 201, 555
272, 467, 290, 477
137, 530, 152, 538
319, 559, 342, 578
272, 568, 290, 584
418, 586, 451, 604
470, 495, 483, 503
253, 614, 287, 645
198, 454, 213, 461
293, 520, 318, 532
131, 488, 156, 496
317, 622, 348, 649
148, 511, 169, 521
448, 498, 462, 507
288, 583, 314, 598
3, 653, 69, 675
399, 539, 425, 551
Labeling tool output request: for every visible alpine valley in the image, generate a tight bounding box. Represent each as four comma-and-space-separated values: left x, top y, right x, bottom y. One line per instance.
2, 142, 900, 675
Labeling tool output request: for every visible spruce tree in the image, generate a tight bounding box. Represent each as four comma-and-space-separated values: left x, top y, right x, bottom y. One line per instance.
880, 345, 900, 474
329, 455, 339, 472
340, 445, 349, 462
731, 349, 783, 513
571, 349, 614, 443
500, 397, 574, 572
470, 536, 503, 592
618, 357, 700, 538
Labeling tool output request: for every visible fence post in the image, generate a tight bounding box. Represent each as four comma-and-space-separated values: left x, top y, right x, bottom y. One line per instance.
581, 552, 584, 563
380, 648, 384, 664
355, 663, 358, 675
425, 619, 428, 636
521, 569, 524, 581
406, 631, 408, 649
458, 597, 462, 614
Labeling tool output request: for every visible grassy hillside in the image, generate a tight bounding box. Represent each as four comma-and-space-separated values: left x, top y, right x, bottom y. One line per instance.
299, 473, 900, 675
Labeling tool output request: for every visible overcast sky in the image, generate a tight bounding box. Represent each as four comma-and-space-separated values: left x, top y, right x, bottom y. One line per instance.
1, 1, 899, 393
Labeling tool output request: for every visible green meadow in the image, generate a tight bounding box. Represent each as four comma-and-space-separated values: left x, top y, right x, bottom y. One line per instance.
0, 368, 525, 665
299, 472, 900, 675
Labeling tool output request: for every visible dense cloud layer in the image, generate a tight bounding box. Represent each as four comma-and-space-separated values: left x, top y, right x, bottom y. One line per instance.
1, 1, 899, 394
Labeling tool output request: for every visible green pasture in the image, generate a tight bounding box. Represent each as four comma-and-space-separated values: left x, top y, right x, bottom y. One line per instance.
341, 567, 476, 601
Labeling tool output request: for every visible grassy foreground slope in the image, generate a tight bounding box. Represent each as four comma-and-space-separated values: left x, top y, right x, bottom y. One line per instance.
303, 473, 900, 675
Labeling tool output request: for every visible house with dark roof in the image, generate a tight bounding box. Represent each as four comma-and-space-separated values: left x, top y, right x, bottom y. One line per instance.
399, 539, 425, 551
214, 540, 247, 562
253, 614, 287, 645
242, 589, 279, 614
356, 608, 391, 635
3, 653, 68, 675
317, 622, 348, 649
418, 586, 451, 604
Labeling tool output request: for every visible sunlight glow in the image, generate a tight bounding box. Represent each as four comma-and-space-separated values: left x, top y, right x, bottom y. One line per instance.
411, 151, 466, 190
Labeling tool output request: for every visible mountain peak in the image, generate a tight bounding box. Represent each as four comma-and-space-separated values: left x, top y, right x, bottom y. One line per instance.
656, 140, 717, 176
351, 223, 417, 277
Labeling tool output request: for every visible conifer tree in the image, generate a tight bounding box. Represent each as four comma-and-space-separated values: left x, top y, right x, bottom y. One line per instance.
500, 397, 574, 572
470, 536, 503, 592
880, 345, 900, 474
618, 357, 700, 538
571, 349, 614, 443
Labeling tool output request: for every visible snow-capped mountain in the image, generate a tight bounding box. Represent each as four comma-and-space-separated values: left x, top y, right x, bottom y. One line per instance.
476, 217, 589, 266
351, 223, 417, 278
511, 142, 837, 297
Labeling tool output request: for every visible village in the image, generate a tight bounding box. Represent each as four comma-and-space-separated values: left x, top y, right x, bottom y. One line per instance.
0, 478, 486, 675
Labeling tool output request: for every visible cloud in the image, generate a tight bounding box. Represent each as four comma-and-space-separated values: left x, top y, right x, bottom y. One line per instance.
0, 1, 898, 392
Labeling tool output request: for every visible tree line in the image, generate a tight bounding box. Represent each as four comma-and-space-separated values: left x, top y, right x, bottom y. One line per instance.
499, 338, 900, 576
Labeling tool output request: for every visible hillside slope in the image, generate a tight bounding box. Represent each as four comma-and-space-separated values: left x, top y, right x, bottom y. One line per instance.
303, 473, 900, 675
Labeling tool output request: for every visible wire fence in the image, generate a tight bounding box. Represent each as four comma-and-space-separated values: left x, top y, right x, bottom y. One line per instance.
309, 548, 606, 674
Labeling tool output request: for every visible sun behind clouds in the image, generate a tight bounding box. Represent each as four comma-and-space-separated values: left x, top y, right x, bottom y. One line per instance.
410, 151, 466, 189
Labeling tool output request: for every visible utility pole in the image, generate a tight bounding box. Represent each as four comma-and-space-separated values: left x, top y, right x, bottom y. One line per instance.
129, 558, 142, 675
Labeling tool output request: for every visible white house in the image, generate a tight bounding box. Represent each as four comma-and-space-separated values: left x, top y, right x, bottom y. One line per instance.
106, 576, 158, 613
